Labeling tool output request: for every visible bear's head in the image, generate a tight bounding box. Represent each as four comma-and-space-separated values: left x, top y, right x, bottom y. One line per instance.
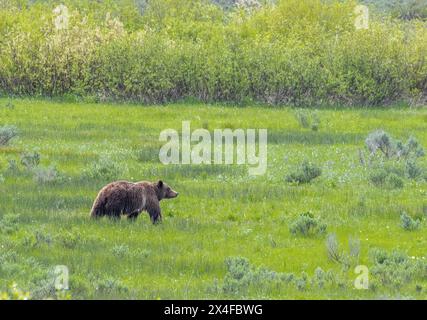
156, 180, 179, 200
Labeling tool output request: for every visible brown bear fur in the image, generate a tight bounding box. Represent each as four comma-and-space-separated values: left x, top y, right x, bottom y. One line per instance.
90, 180, 178, 223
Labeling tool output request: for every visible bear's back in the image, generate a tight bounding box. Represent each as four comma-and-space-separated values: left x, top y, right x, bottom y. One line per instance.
101, 180, 133, 196
103, 181, 146, 212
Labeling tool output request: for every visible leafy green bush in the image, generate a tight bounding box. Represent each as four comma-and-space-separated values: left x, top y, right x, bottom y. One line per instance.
20, 152, 41, 170
369, 167, 404, 189
294, 109, 320, 131
365, 131, 425, 187
405, 159, 424, 179
8, 152, 64, 184
6, 159, 19, 174
370, 248, 426, 288
286, 161, 322, 184
112, 245, 130, 258
95, 276, 129, 295
221, 256, 342, 295
365, 130, 425, 160
362, 0, 427, 21
0, 0, 425, 106
58, 231, 82, 249
5, 151, 63, 183
325, 234, 362, 271
326, 233, 343, 263
2, 101, 15, 109
222, 256, 293, 295
0, 214, 20, 234
33, 165, 61, 184
0, 126, 19, 146
365, 130, 395, 158
400, 212, 421, 231
289, 212, 327, 237
369, 169, 388, 186
385, 173, 405, 189
83, 155, 127, 181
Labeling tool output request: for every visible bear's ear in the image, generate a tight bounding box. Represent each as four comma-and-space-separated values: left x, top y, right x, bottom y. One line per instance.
157, 180, 163, 188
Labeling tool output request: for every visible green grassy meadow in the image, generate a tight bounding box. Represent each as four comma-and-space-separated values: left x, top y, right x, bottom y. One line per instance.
1, 98, 426, 299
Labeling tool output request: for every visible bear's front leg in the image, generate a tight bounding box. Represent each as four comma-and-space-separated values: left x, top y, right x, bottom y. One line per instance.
127, 211, 140, 221
147, 205, 162, 224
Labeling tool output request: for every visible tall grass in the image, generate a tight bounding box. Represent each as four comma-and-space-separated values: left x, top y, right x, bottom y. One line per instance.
1, 98, 426, 299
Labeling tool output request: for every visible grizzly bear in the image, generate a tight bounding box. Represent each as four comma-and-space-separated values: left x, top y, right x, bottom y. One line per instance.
90, 180, 178, 223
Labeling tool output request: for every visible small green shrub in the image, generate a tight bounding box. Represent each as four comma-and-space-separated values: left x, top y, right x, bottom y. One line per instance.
112, 245, 130, 258
349, 237, 361, 262
312, 267, 326, 288
370, 248, 426, 288
289, 212, 327, 237
369, 168, 388, 186
58, 231, 82, 249
326, 233, 343, 263
400, 212, 421, 231
31, 277, 57, 300
22, 229, 54, 248
132, 248, 151, 260
286, 161, 322, 184
366, 130, 425, 160
0, 126, 19, 146
223, 257, 252, 294
83, 155, 127, 181
34, 231, 54, 247
362, 0, 427, 21
69, 275, 90, 297
295, 110, 310, 129
95, 277, 129, 295
33, 166, 60, 184
6, 159, 20, 174
402, 136, 425, 158
295, 272, 308, 291
385, 173, 404, 189
222, 257, 293, 295
405, 159, 424, 179
20, 152, 40, 170
365, 130, 394, 158
7, 151, 62, 183
369, 166, 404, 189
349, 196, 369, 217
3, 101, 15, 109
325, 234, 360, 271
28, 265, 73, 300
294, 109, 320, 131
221, 256, 342, 295
0, 214, 20, 234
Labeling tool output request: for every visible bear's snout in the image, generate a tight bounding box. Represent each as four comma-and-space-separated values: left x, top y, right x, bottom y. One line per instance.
168, 190, 179, 198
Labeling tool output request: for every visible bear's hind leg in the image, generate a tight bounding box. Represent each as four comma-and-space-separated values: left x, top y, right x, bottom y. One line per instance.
107, 209, 122, 221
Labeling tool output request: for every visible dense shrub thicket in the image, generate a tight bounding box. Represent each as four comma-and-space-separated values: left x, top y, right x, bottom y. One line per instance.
0, 0, 426, 106
362, 0, 427, 21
